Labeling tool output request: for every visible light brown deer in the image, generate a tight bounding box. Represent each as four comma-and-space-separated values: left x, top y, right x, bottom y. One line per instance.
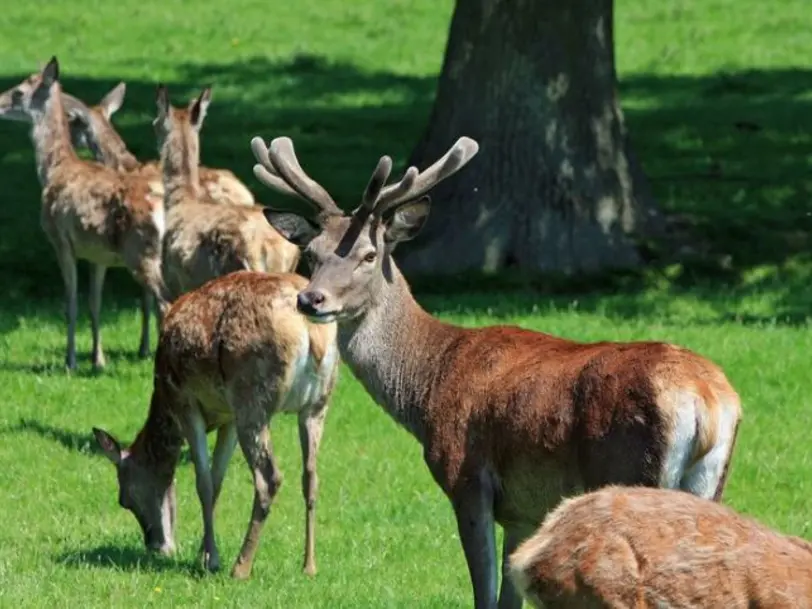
508, 485, 812, 608
61, 83, 256, 207
250, 135, 743, 609
154, 85, 298, 301
92, 270, 339, 579
0, 57, 166, 370
0, 83, 255, 207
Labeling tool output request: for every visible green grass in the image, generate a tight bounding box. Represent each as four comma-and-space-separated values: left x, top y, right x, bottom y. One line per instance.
1, 0, 812, 606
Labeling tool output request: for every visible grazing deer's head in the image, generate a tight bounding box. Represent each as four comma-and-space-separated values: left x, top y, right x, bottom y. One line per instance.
251, 136, 479, 323
0, 57, 62, 121
93, 428, 177, 555
152, 84, 211, 154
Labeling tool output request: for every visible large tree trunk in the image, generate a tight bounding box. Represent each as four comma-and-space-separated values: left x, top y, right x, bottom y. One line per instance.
397, 0, 661, 276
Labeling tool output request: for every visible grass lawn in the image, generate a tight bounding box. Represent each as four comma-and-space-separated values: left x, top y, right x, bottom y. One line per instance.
1, 0, 812, 607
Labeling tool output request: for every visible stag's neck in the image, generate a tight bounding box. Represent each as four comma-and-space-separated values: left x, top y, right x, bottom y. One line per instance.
160, 130, 201, 208
87, 113, 140, 172
31, 83, 78, 186
337, 260, 460, 444
130, 388, 184, 482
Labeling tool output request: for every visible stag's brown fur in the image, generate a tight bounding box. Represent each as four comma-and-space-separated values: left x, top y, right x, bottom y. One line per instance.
94, 270, 338, 579
3, 59, 166, 369
156, 87, 298, 301
252, 135, 743, 609
509, 486, 812, 608
66, 83, 255, 206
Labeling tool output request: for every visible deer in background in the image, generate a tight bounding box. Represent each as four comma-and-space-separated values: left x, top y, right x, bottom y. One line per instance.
0, 57, 166, 370
0, 83, 256, 207
93, 270, 339, 579
153, 85, 298, 301
250, 135, 743, 609
508, 485, 812, 608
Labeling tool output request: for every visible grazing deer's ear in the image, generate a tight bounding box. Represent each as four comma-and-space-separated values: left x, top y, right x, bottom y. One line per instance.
189, 86, 211, 130
262, 210, 319, 247
384, 196, 431, 244
41, 56, 60, 86
99, 82, 126, 119
93, 427, 123, 466
155, 84, 170, 120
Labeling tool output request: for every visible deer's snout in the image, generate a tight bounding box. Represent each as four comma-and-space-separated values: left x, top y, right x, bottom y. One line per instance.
297, 290, 326, 315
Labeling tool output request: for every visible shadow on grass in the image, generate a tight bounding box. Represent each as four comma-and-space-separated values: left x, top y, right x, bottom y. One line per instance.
56, 544, 202, 576
0, 56, 811, 325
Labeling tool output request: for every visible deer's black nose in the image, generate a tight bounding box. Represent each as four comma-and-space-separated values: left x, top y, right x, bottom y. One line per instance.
297, 290, 325, 315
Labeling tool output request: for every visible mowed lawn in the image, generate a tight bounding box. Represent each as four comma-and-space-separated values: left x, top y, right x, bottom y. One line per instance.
1, 0, 812, 607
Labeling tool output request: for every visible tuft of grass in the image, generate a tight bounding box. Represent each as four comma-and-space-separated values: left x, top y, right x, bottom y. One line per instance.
0, 0, 811, 607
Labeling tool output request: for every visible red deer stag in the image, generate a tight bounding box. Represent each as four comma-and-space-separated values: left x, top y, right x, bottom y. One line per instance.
249, 135, 743, 609
93, 270, 339, 579
0, 57, 165, 370
508, 485, 812, 608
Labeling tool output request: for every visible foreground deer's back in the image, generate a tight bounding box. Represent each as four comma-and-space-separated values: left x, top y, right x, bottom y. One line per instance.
42, 159, 160, 264
417, 324, 740, 524
156, 271, 337, 429
508, 486, 812, 608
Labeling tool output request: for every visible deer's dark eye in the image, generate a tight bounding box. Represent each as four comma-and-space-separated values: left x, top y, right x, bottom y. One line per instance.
363, 251, 377, 264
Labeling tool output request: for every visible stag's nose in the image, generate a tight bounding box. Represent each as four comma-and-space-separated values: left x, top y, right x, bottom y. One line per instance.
297, 290, 326, 315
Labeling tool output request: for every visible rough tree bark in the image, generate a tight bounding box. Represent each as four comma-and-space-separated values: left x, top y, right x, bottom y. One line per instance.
396, 0, 661, 276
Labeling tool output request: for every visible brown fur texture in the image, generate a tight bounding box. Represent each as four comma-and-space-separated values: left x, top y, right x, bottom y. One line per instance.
61, 83, 255, 206
1, 59, 166, 370
509, 486, 812, 608
155, 86, 298, 301
93, 271, 339, 579
251, 135, 744, 609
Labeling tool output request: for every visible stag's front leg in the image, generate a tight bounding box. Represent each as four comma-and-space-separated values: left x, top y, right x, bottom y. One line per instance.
451, 474, 499, 609
232, 423, 282, 580
183, 408, 220, 573
298, 405, 327, 576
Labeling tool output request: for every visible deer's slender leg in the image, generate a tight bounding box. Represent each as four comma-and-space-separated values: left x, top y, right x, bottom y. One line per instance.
211, 422, 238, 508
451, 475, 499, 609
231, 422, 281, 580
298, 404, 327, 576
499, 528, 525, 609
89, 263, 107, 370
52, 241, 78, 371
183, 407, 220, 573
138, 287, 153, 359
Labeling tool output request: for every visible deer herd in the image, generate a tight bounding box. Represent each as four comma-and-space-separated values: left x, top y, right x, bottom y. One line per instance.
0, 56, 808, 608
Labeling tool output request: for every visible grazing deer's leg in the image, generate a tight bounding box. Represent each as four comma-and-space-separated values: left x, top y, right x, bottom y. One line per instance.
89, 264, 107, 370
52, 242, 78, 371
499, 529, 525, 609
452, 476, 499, 609
232, 422, 282, 580
298, 405, 327, 576
211, 422, 238, 508
183, 407, 220, 573
138, 287, 153, 359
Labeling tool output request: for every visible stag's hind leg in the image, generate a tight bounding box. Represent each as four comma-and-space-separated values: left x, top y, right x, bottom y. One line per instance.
298, 404, 327, 576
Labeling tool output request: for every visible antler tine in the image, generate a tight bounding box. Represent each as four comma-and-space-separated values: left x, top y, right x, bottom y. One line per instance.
267, 137, 342, 216
359, 155, 394, 212
374, 136, 480, 215
250, 136, 301, 200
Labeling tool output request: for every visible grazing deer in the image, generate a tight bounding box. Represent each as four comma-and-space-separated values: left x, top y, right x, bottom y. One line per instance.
0, 57, 166, 370
61, 83, 256, 207
154, 85, 298, 301
508, 486, 812, 608
250, 135, 743, 609
92, 270, 339, 579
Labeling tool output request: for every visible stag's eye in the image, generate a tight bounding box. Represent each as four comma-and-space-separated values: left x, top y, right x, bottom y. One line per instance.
362, 251, 377, 264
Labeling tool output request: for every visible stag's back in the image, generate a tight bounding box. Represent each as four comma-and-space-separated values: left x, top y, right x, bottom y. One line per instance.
509, 486, 812, 608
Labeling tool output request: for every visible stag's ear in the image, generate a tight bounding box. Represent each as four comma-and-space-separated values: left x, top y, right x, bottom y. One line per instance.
93, 427, 123, 466
189, 86, 211, 130
41, 56, 60, 86
262, 210, 320, 247
384, 196, 431, 244
99, 82, 126, 119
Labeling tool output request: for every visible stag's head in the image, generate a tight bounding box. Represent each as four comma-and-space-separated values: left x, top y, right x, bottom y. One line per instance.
250, 136, 479, 323
92, 428, 177, 556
